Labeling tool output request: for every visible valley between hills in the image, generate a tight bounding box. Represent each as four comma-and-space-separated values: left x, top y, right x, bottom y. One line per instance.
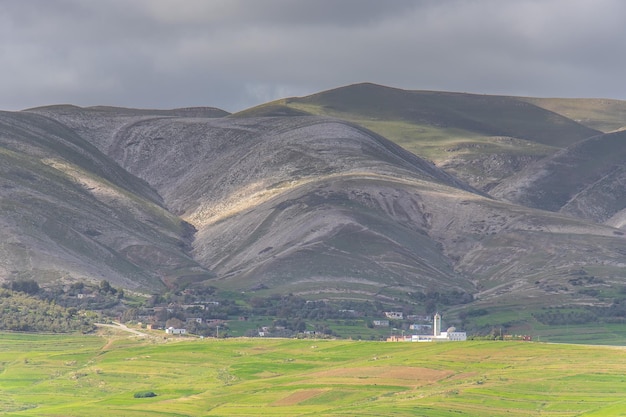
3, 82, 626, 338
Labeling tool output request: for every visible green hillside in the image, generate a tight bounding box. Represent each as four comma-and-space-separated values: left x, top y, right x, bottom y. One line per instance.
287, 83, 599, 146
522, 97, 626, 132
265, 83, 602, 190
1, 333, 626, 416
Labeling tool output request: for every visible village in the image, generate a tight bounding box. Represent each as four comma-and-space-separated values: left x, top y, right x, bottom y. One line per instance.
138, 304, 468, 342
35, 280, 477, 340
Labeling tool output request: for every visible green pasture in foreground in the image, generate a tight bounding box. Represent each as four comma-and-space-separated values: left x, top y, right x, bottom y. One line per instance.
1, 331, 626, 416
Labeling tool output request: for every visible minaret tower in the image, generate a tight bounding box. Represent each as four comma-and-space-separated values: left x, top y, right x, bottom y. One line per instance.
433, 313, 441, 337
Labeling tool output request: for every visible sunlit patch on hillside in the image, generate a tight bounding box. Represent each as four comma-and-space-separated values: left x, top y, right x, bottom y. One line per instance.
43, 158, 129, 204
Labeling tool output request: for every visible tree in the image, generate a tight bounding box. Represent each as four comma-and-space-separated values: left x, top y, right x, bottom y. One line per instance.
99, 280, 112, 294
165, 317, 184, 329
10, 279, 40, 295
121, 308, 138, 323
295, 320, 306, 332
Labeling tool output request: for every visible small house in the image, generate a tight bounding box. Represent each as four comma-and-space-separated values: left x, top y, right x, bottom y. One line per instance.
165, 327, 186, 335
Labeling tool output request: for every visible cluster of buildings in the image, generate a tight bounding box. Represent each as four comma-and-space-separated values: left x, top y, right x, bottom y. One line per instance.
387, 313, 467, 342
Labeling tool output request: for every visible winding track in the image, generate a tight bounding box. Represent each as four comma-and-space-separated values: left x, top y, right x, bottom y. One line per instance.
95, 321, 148, 337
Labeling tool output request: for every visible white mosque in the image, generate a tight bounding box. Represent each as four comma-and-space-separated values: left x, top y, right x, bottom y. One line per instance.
387, 313, 467, 342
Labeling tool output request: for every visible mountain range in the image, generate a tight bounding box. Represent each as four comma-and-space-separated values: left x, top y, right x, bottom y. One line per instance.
3, 83, 626, 323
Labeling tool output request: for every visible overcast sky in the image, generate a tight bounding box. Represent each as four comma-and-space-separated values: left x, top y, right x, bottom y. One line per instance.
2, 0, 625, 112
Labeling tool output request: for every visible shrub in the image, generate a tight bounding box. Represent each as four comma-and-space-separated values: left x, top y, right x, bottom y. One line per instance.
134, 391, 157, 398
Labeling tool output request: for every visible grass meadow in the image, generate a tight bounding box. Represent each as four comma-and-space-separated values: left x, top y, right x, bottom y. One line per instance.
1, 329, 626, 416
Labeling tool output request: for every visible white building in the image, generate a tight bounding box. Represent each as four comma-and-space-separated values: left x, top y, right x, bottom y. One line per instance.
446, 330, 467, 341
387, 313, 466, 343
385, 311, 404, 319
409, 324, 432, 332
165, 327, 186, 335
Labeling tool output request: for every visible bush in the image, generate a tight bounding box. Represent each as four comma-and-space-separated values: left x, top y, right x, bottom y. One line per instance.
134, 391, 157, 398
5, 279, 40, 295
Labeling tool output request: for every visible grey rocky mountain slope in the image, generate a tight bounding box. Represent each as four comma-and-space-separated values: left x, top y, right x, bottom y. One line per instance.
0, 110, 210, 290
1, 86, 625, 315
78, 114, 485, 295
491, 130, 626, 226
27, 106, 626, 310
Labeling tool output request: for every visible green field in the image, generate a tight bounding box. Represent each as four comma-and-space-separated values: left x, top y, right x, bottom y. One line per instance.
1, 330, 626, 416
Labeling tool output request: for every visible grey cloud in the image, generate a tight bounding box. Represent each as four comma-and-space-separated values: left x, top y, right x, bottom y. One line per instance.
136, 0, 421, 28
1, 0, 625, 112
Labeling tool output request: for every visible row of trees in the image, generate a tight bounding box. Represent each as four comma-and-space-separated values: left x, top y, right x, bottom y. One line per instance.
0, 289, 95, 333
0, 279, 123, 333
